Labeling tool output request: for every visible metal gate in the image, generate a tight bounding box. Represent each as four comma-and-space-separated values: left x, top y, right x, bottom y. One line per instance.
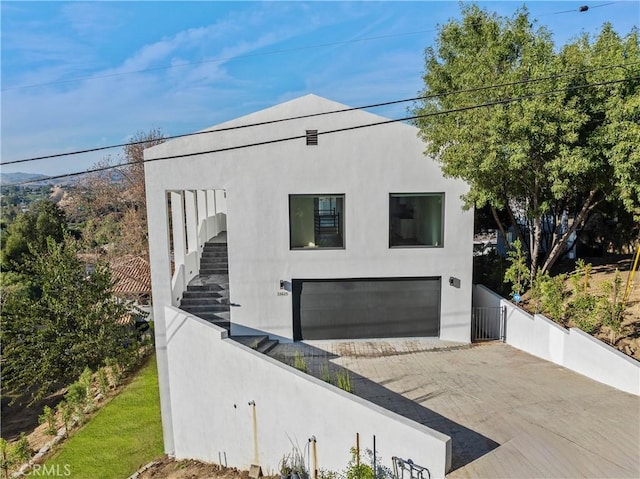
471, 306, 506, 342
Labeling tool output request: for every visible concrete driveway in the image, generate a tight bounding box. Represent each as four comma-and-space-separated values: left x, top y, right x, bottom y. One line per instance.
269, 339, 640, 478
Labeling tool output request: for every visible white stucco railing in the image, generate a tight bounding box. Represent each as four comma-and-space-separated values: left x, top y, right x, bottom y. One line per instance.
163, 305, 452, 477
473, 284, 640, 395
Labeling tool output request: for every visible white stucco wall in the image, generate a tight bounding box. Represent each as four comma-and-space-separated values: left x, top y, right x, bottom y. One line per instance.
473, 284, 640, 395
145, 94, 473, 344
164, 306, 451, 477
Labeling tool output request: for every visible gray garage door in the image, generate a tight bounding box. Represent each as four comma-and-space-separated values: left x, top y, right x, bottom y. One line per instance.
292, 278, 441, 340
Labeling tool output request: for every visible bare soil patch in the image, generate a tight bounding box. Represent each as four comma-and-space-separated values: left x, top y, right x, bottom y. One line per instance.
137, 456, 277, 479
1, 390, 65, 443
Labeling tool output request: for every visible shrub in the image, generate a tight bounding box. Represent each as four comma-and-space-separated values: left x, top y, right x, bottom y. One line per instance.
531, 272, 567, 324
38, 405, 57, 436
65, 380, 89, 422
105, 357, 123, 387
568, 293, 599, 333
56, 400, 74, 437
503, 238, 530, 297
97, 367, 109, 397
0, 438, 12, 479
598, 271, 625, 343
345, 447, 374, 479
12, 434, 31, 465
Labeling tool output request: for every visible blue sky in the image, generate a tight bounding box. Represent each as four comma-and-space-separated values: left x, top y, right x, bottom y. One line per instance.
1, 1, 639, 177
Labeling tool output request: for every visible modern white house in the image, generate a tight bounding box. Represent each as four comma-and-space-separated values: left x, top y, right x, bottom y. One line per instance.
144, 94, 473, 474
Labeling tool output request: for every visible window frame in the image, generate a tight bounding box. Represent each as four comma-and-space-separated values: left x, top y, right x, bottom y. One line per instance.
289, 194, 346, 250
389, 192, 445, 248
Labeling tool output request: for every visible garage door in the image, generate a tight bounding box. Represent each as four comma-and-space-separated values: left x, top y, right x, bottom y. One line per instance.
292, 277, 441, 340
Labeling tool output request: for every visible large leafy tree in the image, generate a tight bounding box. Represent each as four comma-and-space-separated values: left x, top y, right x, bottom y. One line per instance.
0, 236, 134, 404
1, 201, 67, 271
413, 4, 639, 277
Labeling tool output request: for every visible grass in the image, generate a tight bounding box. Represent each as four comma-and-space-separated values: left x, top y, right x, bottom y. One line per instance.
43, 355, 163, 479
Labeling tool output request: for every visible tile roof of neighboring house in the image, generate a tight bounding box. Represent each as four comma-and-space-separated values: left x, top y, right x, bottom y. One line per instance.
110, 255, 151, 296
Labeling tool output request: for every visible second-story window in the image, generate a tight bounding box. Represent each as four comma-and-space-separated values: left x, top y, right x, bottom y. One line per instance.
290, 194, 345, 249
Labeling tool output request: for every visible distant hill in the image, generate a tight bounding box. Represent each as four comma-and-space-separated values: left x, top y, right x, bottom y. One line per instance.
1, 172, 51, 185
1, 169, 124, 187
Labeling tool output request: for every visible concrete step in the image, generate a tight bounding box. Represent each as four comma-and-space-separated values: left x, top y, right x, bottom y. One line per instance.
200, 260, 228, 267
201, 252, 228, 258
181, 303, 229, 313
234, 335, 280, 354
186, 283, 223, 292
203, 319, 230, 330
182, 290, 222, 299
180, 297, 226, 306
200, 269, 229, 275
185, 311, 230, 323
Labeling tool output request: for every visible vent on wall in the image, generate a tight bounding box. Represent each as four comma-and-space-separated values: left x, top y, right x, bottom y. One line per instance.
306, 130, 318, 146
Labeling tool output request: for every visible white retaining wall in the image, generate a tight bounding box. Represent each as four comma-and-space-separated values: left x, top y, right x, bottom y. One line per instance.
473, 284, 640, 395
163, 305, 452, 477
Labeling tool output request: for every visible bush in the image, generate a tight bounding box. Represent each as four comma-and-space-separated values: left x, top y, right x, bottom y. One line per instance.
97, 367, 109, 396
568, 293, 599, 333
345, 447, 374, 479
530, 271, 567, 324
503, 238, 530, 297
12, 434, 31, 465
38, 405, 57, 436
56, 400, 74, 437
598, 271, 625, 343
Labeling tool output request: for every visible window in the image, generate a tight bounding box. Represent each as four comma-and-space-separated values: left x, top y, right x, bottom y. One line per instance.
389, 193, 444, 247
290, 195, 344, 249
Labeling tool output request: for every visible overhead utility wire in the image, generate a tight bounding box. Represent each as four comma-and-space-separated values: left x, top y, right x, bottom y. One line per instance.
3, 61, 637, 167
6, 76, 636, 188
551, 2, 619, 15
1, 29, 437, 92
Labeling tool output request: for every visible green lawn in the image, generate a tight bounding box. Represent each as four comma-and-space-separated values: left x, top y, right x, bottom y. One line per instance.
43, 356, 164, 478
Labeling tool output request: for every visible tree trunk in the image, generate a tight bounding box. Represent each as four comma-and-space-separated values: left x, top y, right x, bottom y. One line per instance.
505, 203, 528, 254
540, 189, 600, 274
530, 215, 542, 282
491, 206, 509, 247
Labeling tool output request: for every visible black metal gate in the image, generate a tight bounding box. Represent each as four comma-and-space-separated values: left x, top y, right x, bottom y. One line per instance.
471, 306, 506, 342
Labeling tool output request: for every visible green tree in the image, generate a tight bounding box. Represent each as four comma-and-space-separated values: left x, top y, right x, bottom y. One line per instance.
503, 238, 530, 297
1, 201, 67, 270
413, 4, 639, 278
0, 235, 135, 404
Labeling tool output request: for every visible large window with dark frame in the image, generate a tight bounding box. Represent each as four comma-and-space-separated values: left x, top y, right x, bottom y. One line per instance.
389, 193, 444, 247
289, 195, 345, 249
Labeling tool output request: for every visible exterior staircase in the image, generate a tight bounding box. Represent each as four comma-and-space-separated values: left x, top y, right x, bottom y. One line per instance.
233, 335, 280, 354
179, 241, 230, 330
179, 237, 279, 353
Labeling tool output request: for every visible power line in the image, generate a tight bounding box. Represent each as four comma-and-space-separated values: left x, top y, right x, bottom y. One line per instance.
550, 2, 620, 15
1, 29, 437, 92
3, 61, 637, 167
5, 76, 636, 188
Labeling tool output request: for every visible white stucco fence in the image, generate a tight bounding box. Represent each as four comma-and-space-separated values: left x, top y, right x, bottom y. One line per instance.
473, 284, 640, 395
163, 305, 452, 477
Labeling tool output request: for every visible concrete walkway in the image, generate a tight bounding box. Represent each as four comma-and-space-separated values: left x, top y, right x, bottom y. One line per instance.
269, 339, 640, 478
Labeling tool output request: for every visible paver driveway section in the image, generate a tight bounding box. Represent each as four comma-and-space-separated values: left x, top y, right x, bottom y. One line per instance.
270, 339, 640, 478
